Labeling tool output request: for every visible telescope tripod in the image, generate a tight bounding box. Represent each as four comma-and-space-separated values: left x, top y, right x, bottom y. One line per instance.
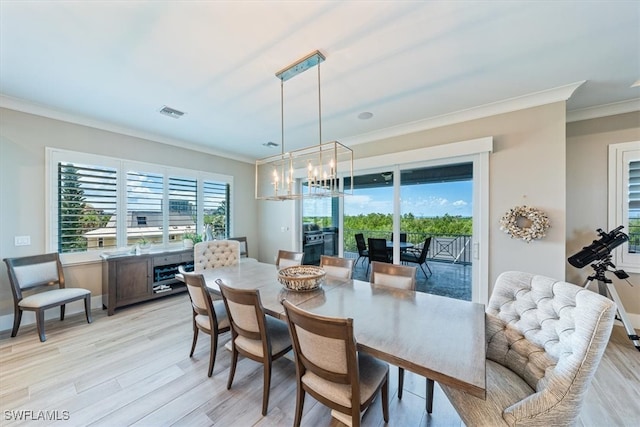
582, 258, 640, 351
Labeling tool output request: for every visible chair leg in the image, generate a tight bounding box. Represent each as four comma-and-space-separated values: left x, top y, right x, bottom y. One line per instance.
262, 359, 272, 415
84, 295, 93, 323
208, 331, 218, 378
426, 378, 434, 413
189, 323, 199, 357
419, 264, 429, 278
381, 374, 389, 422
398, 367, 404, 399
227, 346, 238, 390
293, 382, 305, 427
60, 304, 65, 321
425, 261, 432, 275
36, 310, 46, 342
11, 309, 22, 337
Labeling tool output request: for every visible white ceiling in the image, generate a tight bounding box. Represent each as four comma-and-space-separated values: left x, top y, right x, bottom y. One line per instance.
1, 1, 639, 163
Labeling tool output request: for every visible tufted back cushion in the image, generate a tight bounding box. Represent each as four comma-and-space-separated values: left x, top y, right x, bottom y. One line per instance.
487, 271, 615, 425
194, 240, 240, 271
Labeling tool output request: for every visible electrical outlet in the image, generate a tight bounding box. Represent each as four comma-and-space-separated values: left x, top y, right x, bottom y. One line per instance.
15, 235, 31, 246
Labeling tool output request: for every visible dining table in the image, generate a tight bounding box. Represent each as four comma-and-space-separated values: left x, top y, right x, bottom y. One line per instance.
177, 259, 486, 412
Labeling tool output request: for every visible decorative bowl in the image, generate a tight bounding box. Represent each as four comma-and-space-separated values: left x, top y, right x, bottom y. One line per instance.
277, 265, 326, 292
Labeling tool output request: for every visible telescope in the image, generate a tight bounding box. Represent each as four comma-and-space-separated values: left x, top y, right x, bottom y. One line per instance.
568, 226, 629, 269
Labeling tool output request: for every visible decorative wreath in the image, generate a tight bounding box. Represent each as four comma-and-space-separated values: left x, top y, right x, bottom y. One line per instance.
499, 205, 550, 243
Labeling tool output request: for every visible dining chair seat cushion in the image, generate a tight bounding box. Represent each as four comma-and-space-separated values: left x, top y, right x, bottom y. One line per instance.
19, 288, 90, 308
194, 300, 230, 331
441, 360, 534, 427
234, 316, 291, 358
373, 273, 413, 290
322, 265, 351, 279
301, 352, 389, 408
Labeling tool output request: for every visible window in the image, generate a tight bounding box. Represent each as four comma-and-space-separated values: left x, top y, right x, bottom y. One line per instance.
609, 141, 640, 273
47, 149, 233, 262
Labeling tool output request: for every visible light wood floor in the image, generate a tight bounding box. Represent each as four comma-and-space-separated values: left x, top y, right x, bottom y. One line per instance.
0, 294, 638, 426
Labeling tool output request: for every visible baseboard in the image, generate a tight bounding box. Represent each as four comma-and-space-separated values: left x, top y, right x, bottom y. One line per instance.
0, 295, 103, 333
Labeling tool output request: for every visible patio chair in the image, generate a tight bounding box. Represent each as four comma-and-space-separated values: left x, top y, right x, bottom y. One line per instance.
354, 233, 369, 267
400, 236, 432, 277
366, 238, 390, 275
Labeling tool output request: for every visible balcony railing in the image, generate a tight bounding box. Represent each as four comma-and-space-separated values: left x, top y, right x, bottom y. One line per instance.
343, 229, 473, 265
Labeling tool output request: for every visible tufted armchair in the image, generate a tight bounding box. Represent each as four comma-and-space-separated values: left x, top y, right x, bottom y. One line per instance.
440, 271, 616, 426
194, 240, 240, 271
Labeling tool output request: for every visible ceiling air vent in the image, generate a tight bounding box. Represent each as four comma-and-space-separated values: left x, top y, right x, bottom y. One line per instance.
158, 105, 185, 119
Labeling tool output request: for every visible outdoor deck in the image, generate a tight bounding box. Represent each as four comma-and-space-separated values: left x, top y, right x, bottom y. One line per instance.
344, 251, 472, 301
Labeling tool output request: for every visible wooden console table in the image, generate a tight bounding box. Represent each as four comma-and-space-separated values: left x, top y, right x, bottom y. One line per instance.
102, 248, 193, 315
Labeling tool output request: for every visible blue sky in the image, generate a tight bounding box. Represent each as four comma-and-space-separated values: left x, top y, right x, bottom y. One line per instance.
344, 180, 472, 217
305, 180, 473, 217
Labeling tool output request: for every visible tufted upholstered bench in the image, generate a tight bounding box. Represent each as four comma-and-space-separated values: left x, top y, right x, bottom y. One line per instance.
194, 240, 240, 271
440, 271, 615, 426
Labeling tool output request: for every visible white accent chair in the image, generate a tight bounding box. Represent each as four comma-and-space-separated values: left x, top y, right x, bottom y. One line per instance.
440, 271, 616, 426
4, 253, 92, 342
194, 240, 240, 271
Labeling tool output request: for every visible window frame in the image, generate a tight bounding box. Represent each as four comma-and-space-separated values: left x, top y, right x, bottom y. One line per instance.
608, 141, 640, 273
46, 148, 233, 264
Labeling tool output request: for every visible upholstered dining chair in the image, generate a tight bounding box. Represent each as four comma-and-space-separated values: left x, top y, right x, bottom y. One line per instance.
439, 271, 616, 426
228, 236, 249, 258
354, 233, 369, 267
194, 240, 240, 271
319, 255, 354, 279
366, 238, 390, 275
369, 261, 424, 403
400, 236, 432, 277
216, 279, 293, 416
276, 250, 304, 269
4, 253, 92, 342
178, 266, 230, 377
282, 299, 389, 427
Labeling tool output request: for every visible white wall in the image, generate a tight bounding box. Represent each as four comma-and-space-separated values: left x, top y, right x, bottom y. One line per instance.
567, 111, 640, 322
0, 108, 258, 325
257, 102, 569, 299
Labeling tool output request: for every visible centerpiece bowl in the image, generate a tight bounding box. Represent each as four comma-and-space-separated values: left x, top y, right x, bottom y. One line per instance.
277, 265, 326, 292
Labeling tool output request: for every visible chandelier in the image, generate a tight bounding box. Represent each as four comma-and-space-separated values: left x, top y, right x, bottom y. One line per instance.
255, 50, 353, 201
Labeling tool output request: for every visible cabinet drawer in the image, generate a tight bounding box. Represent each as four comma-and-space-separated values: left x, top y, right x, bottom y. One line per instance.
154, 254, 182, 266
181, 252, 194, 262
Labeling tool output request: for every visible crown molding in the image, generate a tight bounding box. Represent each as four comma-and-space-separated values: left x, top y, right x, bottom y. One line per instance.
566, 98, 640, 123
341, 81, 586, 146
0, 94, 254, 164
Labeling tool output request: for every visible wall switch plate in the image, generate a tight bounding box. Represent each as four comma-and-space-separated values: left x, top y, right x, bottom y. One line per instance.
15, 235, 31, 246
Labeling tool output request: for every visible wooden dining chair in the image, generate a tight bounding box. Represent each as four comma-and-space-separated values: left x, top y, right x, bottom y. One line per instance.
178, 266, 230, 377
216, 279, 293, 416
400, 236, 433, 277
282, 299, 389, 427
319, 255, 354, 279
276, 250, 304, 269
228, 236, 249, 258
369, 261, 429, 403
366, 238, 390, 275
354, 233, 369, 267
3, 253, 92, 342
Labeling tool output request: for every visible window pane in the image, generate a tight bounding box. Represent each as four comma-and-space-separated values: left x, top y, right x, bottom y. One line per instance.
169, 176, 197, 243
628, 160, 640, 254
203, 180, 229, 239
58, 162, 117, 253
127, 171, 164, 245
